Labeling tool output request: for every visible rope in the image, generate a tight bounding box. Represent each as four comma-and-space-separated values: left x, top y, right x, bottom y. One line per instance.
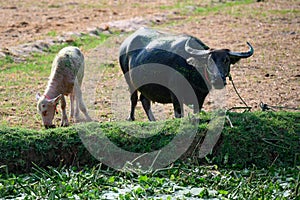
228, 73, 252, 112
227, 74, 299, 112
260, 101, 300, 111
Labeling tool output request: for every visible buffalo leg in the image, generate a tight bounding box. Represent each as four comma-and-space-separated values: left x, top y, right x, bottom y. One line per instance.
128, 90, 138, 121
171, 94, 183, 118
140, 94, 156, 121
194, 94, 207, 114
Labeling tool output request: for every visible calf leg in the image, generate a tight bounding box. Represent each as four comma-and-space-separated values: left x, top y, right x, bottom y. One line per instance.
60, 95, 69, 127
140, 94, 156, 121
128, 90, 138, 121
74, 81, 92, 122
69, 91, 75, 122
74, 96, 80, 122
74, 85, 80, 121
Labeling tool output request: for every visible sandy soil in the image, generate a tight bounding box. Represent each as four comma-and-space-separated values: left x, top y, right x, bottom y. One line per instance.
0, 0, 173, 48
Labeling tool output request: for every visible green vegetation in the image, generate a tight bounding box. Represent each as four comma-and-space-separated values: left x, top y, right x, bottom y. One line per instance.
48, 4, 61, 9
194, 0, 254, 15
0, 163, 298, 199
46, 31, 58, 37
269, 9, 300, 15
157, 0, 256, 28
0, 112, 299, 170
0, 112, 299, 199
159, 0, 254, 15
1, 33, 110, 73
0, 55, 14, 68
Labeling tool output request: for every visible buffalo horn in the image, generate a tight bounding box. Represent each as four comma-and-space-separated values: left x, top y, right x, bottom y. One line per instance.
228, 42, 254, 58
185, 38, 210, 56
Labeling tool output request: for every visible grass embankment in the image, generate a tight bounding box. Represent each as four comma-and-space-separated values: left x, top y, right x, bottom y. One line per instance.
0, 111, 299, 173
0, 111, 299, 199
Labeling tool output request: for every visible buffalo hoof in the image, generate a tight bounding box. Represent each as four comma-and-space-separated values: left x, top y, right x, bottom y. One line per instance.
61, 121, 69, 127
86, 116, 93, 122
45, 125, 56, 129
127, 116, 135, 121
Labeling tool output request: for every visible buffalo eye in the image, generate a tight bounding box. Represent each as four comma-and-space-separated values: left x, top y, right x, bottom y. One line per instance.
42, 111, 47, 116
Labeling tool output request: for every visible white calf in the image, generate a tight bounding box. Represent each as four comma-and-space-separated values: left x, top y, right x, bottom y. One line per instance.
36, 46, 92, 128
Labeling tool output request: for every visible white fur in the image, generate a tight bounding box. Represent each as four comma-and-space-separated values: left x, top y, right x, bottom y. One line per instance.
37, 46, 92, 128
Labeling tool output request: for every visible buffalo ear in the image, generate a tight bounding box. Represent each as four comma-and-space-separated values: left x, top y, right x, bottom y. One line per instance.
229, 55, 241, 65
187, 57, 201, 68
186, 55, 208, 69
36, 93, 41, 101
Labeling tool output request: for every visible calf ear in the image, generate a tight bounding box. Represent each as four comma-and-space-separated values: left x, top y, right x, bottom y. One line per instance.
36, 93, 41, 101
50, 94, 62, 105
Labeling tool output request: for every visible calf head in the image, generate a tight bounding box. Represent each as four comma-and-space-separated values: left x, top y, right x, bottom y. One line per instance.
36, 93, 62, 129
185, 39, 254, 89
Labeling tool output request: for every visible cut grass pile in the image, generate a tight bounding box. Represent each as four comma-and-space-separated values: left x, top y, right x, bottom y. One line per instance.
0, 111, 299, 199
0, 111, 299, 173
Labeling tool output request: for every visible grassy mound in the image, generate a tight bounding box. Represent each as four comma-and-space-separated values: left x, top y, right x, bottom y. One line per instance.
0, 111, 299, 173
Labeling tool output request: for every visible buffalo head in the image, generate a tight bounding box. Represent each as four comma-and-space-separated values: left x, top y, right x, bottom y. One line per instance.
185, 38, 254, 89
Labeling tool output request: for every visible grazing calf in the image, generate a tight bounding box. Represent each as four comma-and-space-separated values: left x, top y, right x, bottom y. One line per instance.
36, 46, 92, 128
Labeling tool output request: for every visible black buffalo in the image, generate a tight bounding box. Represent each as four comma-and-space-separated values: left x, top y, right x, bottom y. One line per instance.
119, 27, 254, 121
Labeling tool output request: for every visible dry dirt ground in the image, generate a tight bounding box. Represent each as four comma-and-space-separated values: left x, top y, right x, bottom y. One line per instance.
0, 0, 299, 129
0, 0, 174, 48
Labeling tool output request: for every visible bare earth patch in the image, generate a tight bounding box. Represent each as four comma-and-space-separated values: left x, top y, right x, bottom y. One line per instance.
0, 0, 299, 129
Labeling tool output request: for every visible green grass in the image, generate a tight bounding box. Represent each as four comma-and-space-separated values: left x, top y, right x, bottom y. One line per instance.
157, 0, 256, 29
195, 0, 254, 14
0, 33, 110, 74
159, 0, 254, 16
0, 163, 298, 199
269, 9, 300, 15
46, 31, 58, 37
0, 55, 14, 68
0, 112, 299, 173
0, 112, 299, 199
